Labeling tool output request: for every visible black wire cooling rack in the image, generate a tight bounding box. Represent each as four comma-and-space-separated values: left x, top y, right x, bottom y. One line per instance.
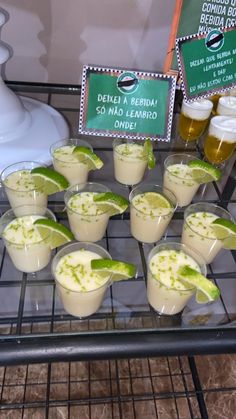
0, 82, 235, 418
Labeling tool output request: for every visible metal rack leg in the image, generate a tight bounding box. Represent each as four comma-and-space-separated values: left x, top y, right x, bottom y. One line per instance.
220, 164, 236, 208
188, 356, 208, 419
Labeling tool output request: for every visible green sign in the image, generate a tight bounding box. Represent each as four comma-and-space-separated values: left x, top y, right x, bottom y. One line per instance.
176, 26, 236, 100
79, 66, 176, 142
166, 0, 236, 72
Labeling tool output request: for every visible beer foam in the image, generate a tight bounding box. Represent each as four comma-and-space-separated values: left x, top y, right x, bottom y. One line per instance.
181, 99, 213, 120
217, 96, 236, 117
209, 116, 236, 143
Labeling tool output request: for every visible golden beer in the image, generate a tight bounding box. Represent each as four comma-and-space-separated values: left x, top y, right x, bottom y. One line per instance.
204, 116, 236, 165
209, 94, 222, 115
178, 99, 213, 142
179, 113, 209, 142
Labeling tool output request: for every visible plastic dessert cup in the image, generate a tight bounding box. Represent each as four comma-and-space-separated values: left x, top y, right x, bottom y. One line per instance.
0, 161, 47, 216
163, 154, 201, 207
0, 205, 56, 272
181, 202, 234, 264
113, 138, 147, 185
50, 138, 93, 186
178, 99, 213, 142
147, 242, 206, 315
64, 182, 110, 242
129, 183, 177, 243
52, 241, 112, 318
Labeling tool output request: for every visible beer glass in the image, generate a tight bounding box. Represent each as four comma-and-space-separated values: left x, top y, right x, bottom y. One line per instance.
204, 116, 236, 165
178, 99, 213, 142
209, 93, 222, 115
216, 96, 236, 117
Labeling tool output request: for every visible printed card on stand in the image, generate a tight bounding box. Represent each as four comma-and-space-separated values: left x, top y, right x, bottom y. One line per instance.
79, 66, 176, 142
175, 26, 236, 101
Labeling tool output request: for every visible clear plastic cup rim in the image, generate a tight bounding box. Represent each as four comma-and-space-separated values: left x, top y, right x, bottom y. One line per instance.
52, 241, 112, 294
1, 206, 56, 246
50, 138, 93, 164
164, 153, 201, 181
129, 183, 178, 216
184, 202, 234, 240
113, 138, 147, 160
148, 241, 207, 291
0, 161, 47, 193
64, 182, 111, 217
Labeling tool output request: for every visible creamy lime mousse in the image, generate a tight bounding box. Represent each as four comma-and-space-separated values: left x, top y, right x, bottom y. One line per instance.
147, 249, 200, 315
113, 142, 147, 185
54, 249, 110, 317
163, 164, 199, 207
66, 192, 110, 242
4, 170, 47, 215
2, 215, 51, 272
52, 145, 89, 185
181, 212, 223, 264
130, 192, 174, 243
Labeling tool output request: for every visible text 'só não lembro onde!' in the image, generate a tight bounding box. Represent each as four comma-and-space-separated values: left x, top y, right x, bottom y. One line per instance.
95, 95, 158, 131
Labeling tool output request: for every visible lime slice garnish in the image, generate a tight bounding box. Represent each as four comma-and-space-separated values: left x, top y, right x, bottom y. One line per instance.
91, 259, 136, 281
31, 167, 69, 195
93, 192, 129, 216
144, 192, 172, 209
221, 235, 236, 250
188, 160, 222, 184
177, 265, 220, 304
34, 219, 74, 249
211, 218, 236, 239
72, 146, 103, 170
143, 138, 156, 169
211, 218, 236, 249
